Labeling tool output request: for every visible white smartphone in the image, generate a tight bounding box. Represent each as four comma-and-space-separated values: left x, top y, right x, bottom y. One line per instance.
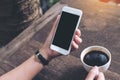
50, 6, 83, 55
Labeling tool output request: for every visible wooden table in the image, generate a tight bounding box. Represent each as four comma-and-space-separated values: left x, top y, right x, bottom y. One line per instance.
0, 0, 120, 80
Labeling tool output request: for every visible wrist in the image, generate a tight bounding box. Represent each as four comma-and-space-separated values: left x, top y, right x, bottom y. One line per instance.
35, 50, 49, 65
39, 48, 52, 61
39, 47, 59, 61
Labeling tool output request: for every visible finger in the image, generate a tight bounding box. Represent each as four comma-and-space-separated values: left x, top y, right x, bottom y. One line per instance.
74, 35, 82, 44
72, 41, 79, 49
85, 66, 99, 80
75, 29, 81, 37
97, 72, 105, 80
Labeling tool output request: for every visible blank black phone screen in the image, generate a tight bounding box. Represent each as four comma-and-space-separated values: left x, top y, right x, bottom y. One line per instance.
52, 11, 79, 50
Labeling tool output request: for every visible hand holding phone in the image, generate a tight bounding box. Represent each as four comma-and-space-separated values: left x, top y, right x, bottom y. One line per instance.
50, 6, 83, 55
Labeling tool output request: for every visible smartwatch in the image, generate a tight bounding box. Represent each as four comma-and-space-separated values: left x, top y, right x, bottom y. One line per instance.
35, 50, 49, 65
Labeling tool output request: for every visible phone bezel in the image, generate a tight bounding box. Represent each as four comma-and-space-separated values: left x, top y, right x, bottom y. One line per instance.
50, 6, 83, 55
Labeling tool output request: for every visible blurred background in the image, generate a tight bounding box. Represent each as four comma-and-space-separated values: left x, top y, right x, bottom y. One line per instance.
40, 0, 59, 13
0, 0, 59, 47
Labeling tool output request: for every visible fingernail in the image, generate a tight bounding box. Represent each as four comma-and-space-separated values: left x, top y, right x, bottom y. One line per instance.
75, 35, 78, 38
93, 66, 99, 76
80, 38, 82, 43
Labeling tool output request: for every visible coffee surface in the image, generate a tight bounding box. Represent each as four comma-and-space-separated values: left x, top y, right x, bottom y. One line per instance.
83, 50, 109, 66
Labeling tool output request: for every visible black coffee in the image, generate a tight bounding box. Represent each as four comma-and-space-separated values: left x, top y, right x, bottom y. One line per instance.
83, 50, 109, 66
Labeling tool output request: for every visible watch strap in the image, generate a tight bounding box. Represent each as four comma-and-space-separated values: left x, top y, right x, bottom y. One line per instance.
35, 50, 49, 65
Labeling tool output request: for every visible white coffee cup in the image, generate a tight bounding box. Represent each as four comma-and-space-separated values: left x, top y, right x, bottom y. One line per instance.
80, 46, 111, 72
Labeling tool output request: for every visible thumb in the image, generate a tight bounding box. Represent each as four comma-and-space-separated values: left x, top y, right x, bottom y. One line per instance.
45, 15, 60, 44
85, 66, 99, 80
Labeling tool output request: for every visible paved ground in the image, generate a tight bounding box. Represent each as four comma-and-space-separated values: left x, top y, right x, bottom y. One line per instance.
0, 0, 120, 80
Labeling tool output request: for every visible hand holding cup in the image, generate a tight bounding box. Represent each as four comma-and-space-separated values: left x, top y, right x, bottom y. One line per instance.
80, 46, 111, 72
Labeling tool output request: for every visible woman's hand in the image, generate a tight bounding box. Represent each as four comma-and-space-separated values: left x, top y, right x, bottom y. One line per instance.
85, 66, 105, 80
40, 15, 82, 61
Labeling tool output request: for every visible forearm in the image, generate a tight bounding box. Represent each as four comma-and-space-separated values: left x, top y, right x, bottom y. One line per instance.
0, 15, 82, 80
0, 55, 44, 80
